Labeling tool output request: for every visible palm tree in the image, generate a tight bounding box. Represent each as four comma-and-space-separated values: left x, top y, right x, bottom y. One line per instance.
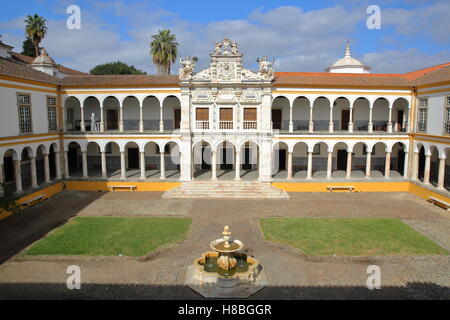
150, 29, 178, 75
24, 14, 48, 57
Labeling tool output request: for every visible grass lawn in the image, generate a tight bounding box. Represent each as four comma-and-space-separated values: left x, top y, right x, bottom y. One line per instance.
25, 217, 191, 257
260, 218, 448, 256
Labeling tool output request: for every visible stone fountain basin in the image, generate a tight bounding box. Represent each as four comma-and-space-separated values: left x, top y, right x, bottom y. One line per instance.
194, 251, 260, 288
210, 239, 244, 253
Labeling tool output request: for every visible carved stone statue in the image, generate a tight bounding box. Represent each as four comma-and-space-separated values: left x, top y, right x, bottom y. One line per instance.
256, 56, 274, 80
179, 56, 198, 80
213, 37, 239, 55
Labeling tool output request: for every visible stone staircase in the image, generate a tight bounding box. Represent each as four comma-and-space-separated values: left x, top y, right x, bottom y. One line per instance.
162, 181, 290, 199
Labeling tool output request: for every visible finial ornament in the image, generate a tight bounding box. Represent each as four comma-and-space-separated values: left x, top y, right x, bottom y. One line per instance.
222, 225, 231, 248
345, 40, 351, 58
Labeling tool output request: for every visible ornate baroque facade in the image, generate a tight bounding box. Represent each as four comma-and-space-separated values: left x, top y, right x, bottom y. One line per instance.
0, 38, 449, 196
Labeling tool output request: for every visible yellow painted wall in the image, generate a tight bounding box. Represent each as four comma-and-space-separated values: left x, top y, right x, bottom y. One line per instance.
272, 182, 410, 193
409, 182, 450, 203
64, 181, 180, 192
0, 182, 64, 220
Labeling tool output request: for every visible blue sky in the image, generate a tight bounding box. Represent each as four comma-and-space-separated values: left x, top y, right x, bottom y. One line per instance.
0, 0, 449, 73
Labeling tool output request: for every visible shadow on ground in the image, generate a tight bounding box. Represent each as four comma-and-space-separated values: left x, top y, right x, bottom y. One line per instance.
0, 282, 448, 300
0, 191, 105, 264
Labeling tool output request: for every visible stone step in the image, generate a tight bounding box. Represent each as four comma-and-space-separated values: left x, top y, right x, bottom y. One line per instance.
162, 181, 289, 199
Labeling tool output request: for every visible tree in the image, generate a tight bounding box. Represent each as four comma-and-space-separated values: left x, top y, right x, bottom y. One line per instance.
0, 184, 20, 216
24, 14, 48, 57
21, 37, 36, 57
89, 61, 147, 75
150, 29, 178, 75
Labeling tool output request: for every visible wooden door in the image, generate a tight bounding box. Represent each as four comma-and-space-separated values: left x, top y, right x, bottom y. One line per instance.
244, 108, 257, 121
196, 108, 209, 121
174, 109, 181, 129
337, 150, 347, 171
341, 110, 350, 130
272, 109, 282, 130
107, 109, 118, 130
398, 149, 405, 175
243, 148, 251, 170
127, 148, 139, 169
220, 108, 233, 121
397, 110, 404, 131
278, 149, 286, 170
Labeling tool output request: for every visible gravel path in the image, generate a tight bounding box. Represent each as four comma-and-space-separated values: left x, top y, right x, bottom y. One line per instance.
0, 190, 448, 299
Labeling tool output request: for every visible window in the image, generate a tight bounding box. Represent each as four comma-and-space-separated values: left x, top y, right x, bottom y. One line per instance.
418, 108, 427, 132
17, 94, 32, 133
417, 98, 428, 132
47, 96, 57, 131
419, 98, 428, 107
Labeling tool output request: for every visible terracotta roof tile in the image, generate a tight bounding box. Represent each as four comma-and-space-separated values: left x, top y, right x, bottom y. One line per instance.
413, 65, 450, 87
61, 74, 179, 87
274, 72, 412, 88
11, 52, 88, 76
0, 58, 60, 85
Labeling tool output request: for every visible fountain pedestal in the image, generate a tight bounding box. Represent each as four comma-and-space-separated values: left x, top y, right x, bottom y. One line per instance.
184, 226, 268, 298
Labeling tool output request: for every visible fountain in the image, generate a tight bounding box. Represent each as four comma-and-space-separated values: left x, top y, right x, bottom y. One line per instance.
185, 225, 267, 298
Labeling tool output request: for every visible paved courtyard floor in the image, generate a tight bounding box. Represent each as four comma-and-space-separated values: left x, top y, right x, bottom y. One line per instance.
0, 190, 448, 299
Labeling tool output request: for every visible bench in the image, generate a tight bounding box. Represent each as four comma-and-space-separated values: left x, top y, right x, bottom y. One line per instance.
107, 185, 137, 191
22, 194, 46, 207
326, 186, 355, 192
428, 196, 450, 211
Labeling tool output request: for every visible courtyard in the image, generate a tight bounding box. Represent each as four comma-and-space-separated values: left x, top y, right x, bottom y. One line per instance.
0, 190, 449, 299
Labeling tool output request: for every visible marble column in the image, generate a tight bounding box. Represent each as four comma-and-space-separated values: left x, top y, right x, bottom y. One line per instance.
140, 152, 146, 180
412, 151, 419, 181
366, 151, 372, 178
80, 107, 86, 132
348, 107, 354, 133
14, 160, 22, 193
308, 107, 314, 133
55, 151, 62, 180
100, 106, 105, 132
120, 151, 126, 179
119, 105, 124, 132
82, 151, 88, 178
307, 152, 313, 179
287, 152, 293, 180
329, 106, 334, 132
385, 152, 391, 178
159, 106, 164, 132
30, 156, 38, 188
437, 157, 446, 190
44, 154, 50, 183
424, 154, 431, 184
139, 105, 144, 133
368, 107, 373, 133
403, 152, 409, 179
160, 152, 166, 179
289, 105, 293, 133
327, 151, 333, 179
235, 149, 241, 180
211, 151, 217, 180
387, 107, 393, 133
101, 152, 107, 178
64, 151, 70, 178
346, 151, 352, 179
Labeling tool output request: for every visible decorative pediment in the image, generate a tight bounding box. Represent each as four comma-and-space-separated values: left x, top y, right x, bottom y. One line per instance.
179, 37, 274, 84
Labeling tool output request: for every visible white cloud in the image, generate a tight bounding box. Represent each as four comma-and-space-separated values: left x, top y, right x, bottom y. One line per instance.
1, 2, 448, 74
